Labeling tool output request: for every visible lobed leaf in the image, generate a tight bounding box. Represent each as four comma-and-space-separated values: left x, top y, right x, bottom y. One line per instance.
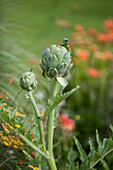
74, 136, 87, 162
40, 86, 80, 120
72, 126, 113, 170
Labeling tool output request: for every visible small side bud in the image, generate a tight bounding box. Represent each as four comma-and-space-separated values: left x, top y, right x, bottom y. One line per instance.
19, 68, 38, 92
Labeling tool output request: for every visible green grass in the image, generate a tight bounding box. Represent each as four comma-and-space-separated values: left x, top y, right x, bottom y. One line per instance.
7, 0, 113, 55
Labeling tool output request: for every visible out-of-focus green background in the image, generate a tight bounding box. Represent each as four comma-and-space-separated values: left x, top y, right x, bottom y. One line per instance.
0, 0, 113, 169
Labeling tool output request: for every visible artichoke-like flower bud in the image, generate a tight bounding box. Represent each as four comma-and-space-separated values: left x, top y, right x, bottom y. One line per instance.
40, 38, 73, 80
20, 68, 37, 92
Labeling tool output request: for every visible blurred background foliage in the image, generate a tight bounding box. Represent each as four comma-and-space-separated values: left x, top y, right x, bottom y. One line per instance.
0, 0, 113, 169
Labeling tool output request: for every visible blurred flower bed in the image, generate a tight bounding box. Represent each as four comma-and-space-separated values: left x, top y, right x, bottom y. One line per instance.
54, 17, 113, 168
67, 18, 113, 134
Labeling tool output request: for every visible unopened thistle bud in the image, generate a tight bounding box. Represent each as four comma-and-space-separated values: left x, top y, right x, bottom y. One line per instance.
19, 68, 37, 92
40, 38, 73, 80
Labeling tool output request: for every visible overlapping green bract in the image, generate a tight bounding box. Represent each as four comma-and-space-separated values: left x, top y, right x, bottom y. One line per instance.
68, 126, 113, 170
19, 70, 37, 92
40, 38, 73, 80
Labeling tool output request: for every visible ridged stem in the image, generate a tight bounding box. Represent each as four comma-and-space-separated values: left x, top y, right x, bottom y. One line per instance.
47, 78, 58, 170
29, 93, 46, 152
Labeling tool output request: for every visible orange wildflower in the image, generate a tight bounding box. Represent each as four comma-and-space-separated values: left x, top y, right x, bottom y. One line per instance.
88, 28, 97, 36
74, 24, 84, 32
104, 19, 113, 29
105, 51, 113, 60
109, 29, 113, 42
74, 49, 89, 61
87, 68, 100, 78
97, 32, 109, 43
95, 51, 113, 60
5, 108, 9, 112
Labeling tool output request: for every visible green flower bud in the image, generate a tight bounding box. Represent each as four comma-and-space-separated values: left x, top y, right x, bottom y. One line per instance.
20, 69, 37, 92
40, 38, 72, 80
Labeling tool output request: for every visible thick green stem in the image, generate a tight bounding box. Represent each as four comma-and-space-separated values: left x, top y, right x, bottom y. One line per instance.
47, 78, 59, 170
29, 93, 46, 151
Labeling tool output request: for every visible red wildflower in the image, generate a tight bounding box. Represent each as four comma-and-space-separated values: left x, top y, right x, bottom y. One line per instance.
25, 129, 35, 139
87, 68, 100, 78
59, 114, 68, 121
31, 151, 35, 158
62, 118, 75, 131
18, 160, 23, 165
25, 129, 27, 133
59, 114, 75, 131
74, 24, 84, 32
31, 132, 34, 139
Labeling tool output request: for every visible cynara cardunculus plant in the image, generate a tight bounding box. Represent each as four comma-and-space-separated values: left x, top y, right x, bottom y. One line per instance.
1, 38, 112, 170
19, 38, 79, 170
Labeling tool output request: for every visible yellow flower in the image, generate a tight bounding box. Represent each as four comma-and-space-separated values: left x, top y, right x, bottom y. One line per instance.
1, 123, 10, 134
75, 115, 81, 121
3, 103, 7, 106
39, 110, 44, 117
3, 141, 9, 146
0, 131, 3, 136
6, 123, 13, 129
15, 124, 21, 128
15, 112, 26, 118
28, 165, 40, 170
13, 145, 18, 148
